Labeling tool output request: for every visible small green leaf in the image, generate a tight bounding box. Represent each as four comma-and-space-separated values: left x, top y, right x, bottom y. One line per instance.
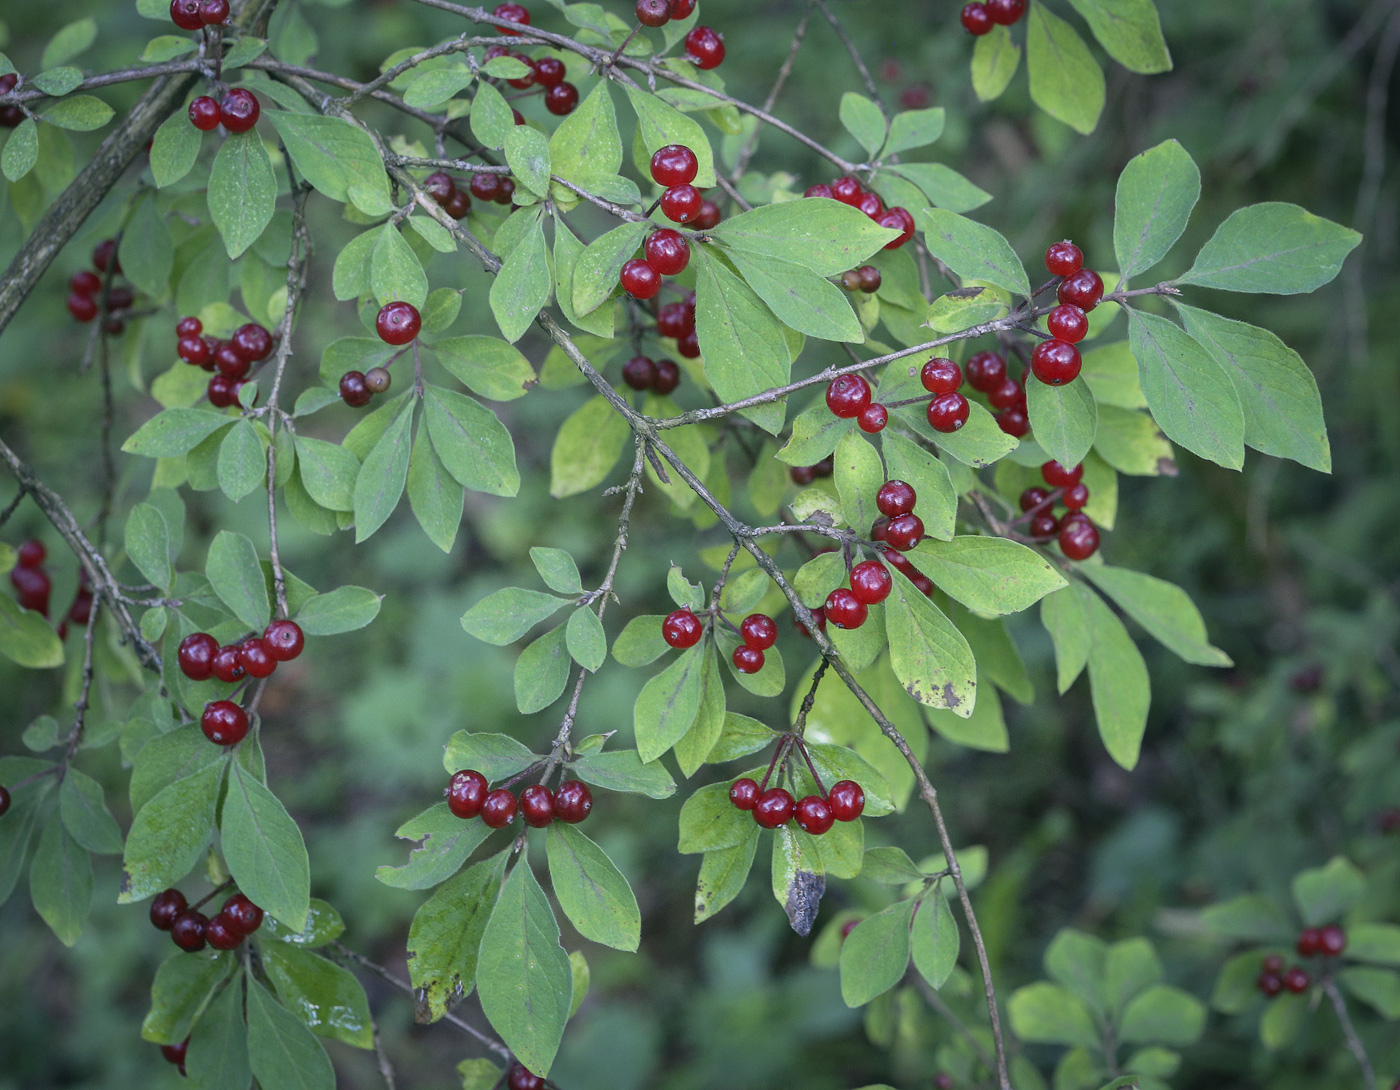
918, 209, 1031, 298
1079, 584, 1152, 770
140, 951, 232, 1044
839, 898, 915, 1006
694, 829, 759, 923
40, 94, 114, 131
150, 110, 202, 188
910, 892, 959, 990
1200, 893, 1294, 943
566, 608, 606, 672
123, 409, 232, 458
246, 978, 335, 1090
550, 81, 622, 183
442, 731, 538, 780
833, 431, 885, 535
423, 385, 520, 496
530, 547, 582, 594
778, 399, 854, 466
883, 566, 978, 715
217, 419, 266, 501
1291, 856, 1366, 927
2, 118, 38, 182
1120, 985, 1206, 1047
294, 586, 382, 635
634, 644, 705, 763
433, 335, 537, 401
264, 110, 391, 216
912, 536, 1067, 615
490, 210, 551, 343
371, 224, 428, 310
570, 749, 676, 798
1065, 0, 1171, 73
30, 817, 92, 946
59, 770, 122, 855
514, 623, 571, 714
883, 107, 945, 155
462, 588, 571, 646
403, 65, 474, 108
41, 18, 97, 68
352, 398, 414, 542
546, 823, 641, 951
571, 219, 648, 316
1339, 967, 1400, 1019
709, 199, 897, 276
1008, 982, 1100, 1048
407, 851, 508, 1021
611, 614, 668, 667
1027, 375, 1098, 469
206, 530, 271, 630
1113, 140, 1200, 279
1180, 202, 1361, 294
293, 436, 359, 511
208, 130, 275, 259
971, 25, 1021, 101
1348, 924, 1400, 966
120, 192, 175, 298
1025, 4, 1105, 134
221, 763, 311, 931
724, 250, 862, 343
678, 781, 754, 853
504, 123, 551, 198
549, 396, 630, 498
838, 92, 886, 158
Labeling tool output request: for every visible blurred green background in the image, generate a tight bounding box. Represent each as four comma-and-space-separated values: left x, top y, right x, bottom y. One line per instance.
2, 0, 1398, 1088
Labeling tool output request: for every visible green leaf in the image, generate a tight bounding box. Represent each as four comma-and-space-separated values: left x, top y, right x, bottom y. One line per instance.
150, 110, 202, 188
293, 436, 359, 511
1292, 856, 1366, 927
910, 892, 959, 989
408, 420, 465, 552
30, 817, 92, 946
121, 192, 175, 299
1174, 303, 1330, 473
839, 898, 916, 1006
246, 978, 335, 1090
971, 25, 1021, 101
571, 749, 676, 798
838, 92, 886, 158
59, 769, 122, 854
1200, 893, 1294, 943
550, 81, 622, 183
1127, 310, 1244, 469
470, 80, 513, 148
403, 65, 474, 108
1026, 4, 1105, 134
514, 623, 571, 714
724, 249, 862, 343
221, 763, 311, 930
917, 209, 1030, 298
264, 110, 391, 216
1027, 376, 1098, 469
477, 862, 573, 1077
1120, 985, 1206, 1047
550, 396, 630, 498
834, 431, 885, 535
913, 536, 1067, 615
925, 284, 1010, 333
41, 17, 96, 67
123, 408, 232, 457
709, 199, 897, 276
1080, 585, 1152, 770
1044, 929, 1108, 1017
624, 84, 715, 187
30, 65, 85, 95
884, 163, 992, 214
375, 801, 495, 891
216, 419, 265, 501
694, 828, 759, 923
2, 118, 38, 183
505, 124, 551, 198
433, 335, 537, 401
40, 94, 114, 131
1113, 140, 1200, 279
186, 975, 251, 1090
1066, 0, 1170, 72
408, 851, 508, 1021
119, 762, 221, 903
294, 586, 382, 635
1079, 565, 1230, 666
208, 130, 275, 259
0, 593, 62, 668
141, 951, 232, 1044
443, 732, 537, 782
352, 397, 414, 542
571, 220, 648, 316
331, 233, 377, 301
462, 588, 571, 646
1008, 982, 1100, 1048
884, 566, 978, 715
423, 386, 520, 496
566, 607, 607, 672
206, 530, 271, 629
223, 37, 268, 70
530, 547, 582, 594
611, 614, 669, 667
883, 107, 945, 155
778, 399, 854, 466
678, 781, 754, 853
546, 823, 641, 951
634, 644, 705, 763
490, 210, 551, 343
1340, 967, 1400, 1019
371, 224, 428, 310
1348, 923, 1400, 966
261, 944, 374, 1048
1180, 202, 1361, 294
1094, 406, 1174, 475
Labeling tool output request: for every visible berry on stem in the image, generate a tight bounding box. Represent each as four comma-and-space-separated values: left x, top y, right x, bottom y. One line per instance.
508, 1064, 544, 1090
150, 889, 188, 931
1062, 482, 1089, 510
662, 608, 704, 649
210, 645, 246, 684
1047, 304, 1088, 343
17, 539, 45, 568
828, 780, 865, 821
730, 778, 759, 810
960, 2, 993, 34
795, 795, 834, 835
70, 271, 102, 297
622, 355, 657, 391
92, 240, 120, 274
884, 514, 924, 552
876, 207, 917, 249
480, 789, 518, 828
1058, 268, 1105, 311
693, 200, 722, 230
263, 619, 305, 661
520, 784, 555, 827
644, 229, 690, 275
200, 0, 229, 23
849, 560, 892, 604
219, 89, 260, 134
1020, 486, 1050, 512
1296, 928, 1322, 956
876, 479, 917, 517
826, 374, 872, 418
825, 588, 868, 630
656, 302, 693, 339
202, 701, 250, 746
650, 144, 699, 187
620, 259, 661, 299
927, 392, 970, 432
753, 788, 795, 828
857, 403, 888, 433
740, 614, 777, 650
1283, 967, 1311, 994
222, 893, 263, 934
67, 293, 98, 323
376, 301, 421, 345
545, 82, 580, 115
170, 0, 204, 30
534, 57, 566, 87
1030, 339, 1082, 386
1058, 514, 1099, 561
684, 26, 725, 69
232, 323, 273, 362
988, 377, 1026, 410
1045, 241, 1083, 277
921, 357, 963, 395
189, 96, 221, 131
987, 0, 1027, 25
653, 358, 681, 395
636, 0, 671, 27
177, 632, 219, 680
732, 645, 764, 673
171, 910, 208, 952
553, 781, 593, 823
340, 371, 372, 407
206, 913, 243, 950
237, 637, 277, 679
1318, 924, 1347, 956
448, 769, 489, 818
1041, 460, 1083, 487
660, 184, 703, 223
493, 2, 531, 33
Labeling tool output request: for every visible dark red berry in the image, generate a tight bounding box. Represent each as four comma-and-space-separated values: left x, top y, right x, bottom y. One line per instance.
508, 1064, 544, 1090
170, 0, 203, 30
176, 315, 203, 337
1030, 513, 1060, 538
960, 2, 993, 34
493, 2, 530, 33
189, 95, 221, 131
1057, 268, 1105, 311
150, 889, 188, 931
215, 342, 250, 380
740, 614, 778, 650
69, 271, 101, 296
826, 374, 872, 418
1062, 482, 1089, 510
208, 374, 237, 407
675, 329, 700, 358
651, 144, 699, 187
339, 371, 372, 407
876, 479, 917, 517
825, 588, 868, 630
0, 787, 10, 816
469, 173, 502, 202
92, 239, 120, 274
828, 779, 865, 821
1030, 339, 1082, 386
177, 632, 219, 680
210, 645, 246, 684
652, 358, 681, 395
481, 789, 518, 828
795, 795, 834, 835
692, 200, 722, 230
553, 781, 593, 823
622, 355, 656, 391
660, 184, 703, 223
262, 619, 304, 661
161, 1040, 190, 1069
1262, 954, 1285, 974
11, 566, 51, 616
988, 377, 1025, 410
423, 171, 455, 204
1257, 971, 1283, 997
442, 187, 471, 218
753, 788, 795, 828
67, 293, 98, 322
656, 302, 693, 339
16, 540, 45, 568
236, 638, 276, 679
732, 645, 764, 673
545, 82, 580, 115
1044, 241, 1083, 277
1047, 304, 1088, 343
921, 357, 962, 395
1019, 486, 1050, 512
671, 0, 695, 16
221, 893, 263, 934
506, 55, 537, 90
219, 89, 260, 134
831, 176, 863, 205
620, 259, 661, 299
662, 608, 703, 649
1318, 925, 1347, 956
1283, 967, 1311, 994
729, 778, 759, 810
448, 770, 490, 819
171, 910, 208, 952
791, 465, 817, 486
533, 57, 566, 88
201, 700, 249, 746
200, 0, 229, 23
520, 784, 555, 828
849, 560, 892, 604
232, 323, 273, 363
177, 336, 212, 367
804, 183, 835, 200
376, 301, 421, 346
857, 191, 885, 219
1297, 928, 1322, 957
644, 229, 690, 275
840, 919, 861, 940
684, 26, 725, 69
877, 207, 916, 249
206, 913, 243, 950
1041, 460, 1083, 487
884, 514, 924, 552
795, 606, 826, 638
1058, 515, 1099, 561
927, 392, 970, 432
986, 0, 1026, 25
857, 403, 889, 433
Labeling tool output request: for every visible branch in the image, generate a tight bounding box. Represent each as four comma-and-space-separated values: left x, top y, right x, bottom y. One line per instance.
729, 0, 814, 184
1322, 980, 1377, 1090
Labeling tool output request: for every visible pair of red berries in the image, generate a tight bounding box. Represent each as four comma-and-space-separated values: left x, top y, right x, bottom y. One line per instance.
804, 178, 915, 250
656, 292, 702, 358
483, 44, 580, 115
507, 1063, 550, 1090
960, 0, 1025, 35
839, 265, 882, 293
731, 613, 778, 674
919, 356, 973, 433
340, 367, 393, 408
871, 479, 925, 552
188, 88, 260, 134
729, 776, 865, 834
0, 74, 24, 128
619, 229, 691, 301
178, 621, 306, 683
153, 887, 263, 952
9, 538, 52, 617
824, 373, 891, 434
789, 455, 834, 486
65, 240, 133, 328
1255, 953, 1311, 998
822, 558, 893, 633
621, 355, 681, 396
635, 0, 694, 27
1297, 923, 1348, 958
650, 144, 720, 227
170, 0, 228, 31
422, 170, 474, 219
446, 769, 594, 828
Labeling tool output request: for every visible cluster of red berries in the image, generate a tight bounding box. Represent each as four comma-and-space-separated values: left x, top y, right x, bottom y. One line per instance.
507, 1063, 550, 1090
339, 302, 419, 406
960, 349, 1025, 437
824, 373, 887, 434
1018, 460, 1100, 561
9, 538, 53, 617
423, 169, 514, 220
188, 87, 260, 134
1255, 925, 1347, 997
621, 355, 681, 396
65, 239, 134, 330
803, 177, 915, 250
620, 146, 712, 300
824, 556, 894, 632
150, 885, 263, 952
635, 0, 693, 28
839, 265, 882, 294
177, 621, 304, 745
446, 769, 593, 828
169, 0, 228, 31
655, 144, 722, 227
173, 314, 274, 408
483, 40, 579, 116
655, 290, 702, 359
788, 455, 834, 486
0, 74, 24, 128
1031, 241, 1104, 388
960, 0, 1025, 35
662, 606, 779, 675
728, 739, 865, 833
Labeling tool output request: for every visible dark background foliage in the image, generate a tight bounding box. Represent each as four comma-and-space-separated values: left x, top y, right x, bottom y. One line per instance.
1, 0, 1397, 1088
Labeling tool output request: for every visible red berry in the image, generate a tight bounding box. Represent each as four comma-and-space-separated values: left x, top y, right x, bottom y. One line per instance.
1262, 954, 1285, 974
533, 57, 566, 88
849, 560, 892, 604
236, 638, 276, 679
692, 200, 722, 230
108, 286, 135, 311
1257, 971, 1283, 997
480, 789, 518, 828
170, 0, 203, 30
650, 144, 699, 187
729, 778, 759, 810
675, 328, 700, 358
1062, 482, 1089, 510
1057, 268, 1105, 311
1283, 967, 1311, 993
67, 292, 98, 322
1030, 339, 1082, 386
644, 229, 690, 275
262, 619, 304, 661
171, 910, 208, 952
545, 81, 580, 115
232, 323, 273, 363
177, 632, 219, 680
791, 465, 816, 486
921, 357, 962, 395
856, 191, 884, 219
189, 95, 221, 131
824, 588, 868, 630
493, 2, 530, 33
876, 479, 917, 517
210, 644, 246, 684
831, 176, 863, 205
508, 1065, 544, 1090
636, 0, 671, 26
1058, 515, 1099, 561
622, 355, 656, 391
795, 795, 834, 835
16, 539, 45, 568
753, 788, 795, 828
506, 54, 537, 90
1031, 513, 1060, 537
988, 377, 1025, 410
1041, 460, 1083, 487
884, 514, 924, 552
1044, 241, 1083, 277
653, 358, 681, 395
656, 302, 693, 339
11, 566, 51, 616
200, 0, 229, 23
804, 183, 835, 200
470, 173, 502, 201
960, 2, 993, 34
1296, 928, 1322, 957
376, 301, 421, 346
92, 239, 120, 274
221, 893, 263, 934
828, 780, 865, 821
684, 26, 725, 69
927, 392, 970, 432
671, 0, 695, 16
448, 769, 489, 818
857, 403, 888, 433
997, 408, 1029, 437
215, 342, 250, 380
219, 89, 260, 134
826, 374, 872, 418
69, 271, 101, 296
1047, 304, 1088, 343
340, 371, 372, 407
206, 913, 243, 950
520, 784, 555, 828
177, 336, 212, 367
150, 889, 188, 931
740, 614, 778, 650
620, 259, 661, 299
732, 645, 765, 673
660, 184, 703, 223
553, 780, 593, 823
986, 0, 1026, 25
443, 188, 472, 218
0, 787, 10, 816
1020, 486, 1050, 512
1319, 924, 1347, 956
877, 207, 917, 249
201, 700, 249, 746
795, 606, 826, 638
423, 171, 455, 204
662, 608, 704, 649
176, 315, 203, 337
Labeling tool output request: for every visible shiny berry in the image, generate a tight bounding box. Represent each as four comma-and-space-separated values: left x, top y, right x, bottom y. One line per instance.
732, 645, 764, 673
684, 26, 725, 69
656, 302, 693, 339
1257, 971, 1283, 997
178, 632, 219, 680
520, 784, 555, 828
795, 795, 834, 835
170, 0, 204, 30
921, 357, 962, 395
1031, 513, 1060, 538
11, 566, 51, 615
620, 259, 661, 299
545, 82, 580, 115
622, 355, 656, 390
200, 0, 229, 23
507, 1067, 544, 1090
988, 377, 1025, 410
692, 200, 722, 230
671, 0, 695, 16
927, 392, 970, 432
986, 0, 1026, 25
17, 539, 45, 567
171, 910, 208, 952
376, 301, 421, 345
423, 171, 455, 203
1283, 967, 1311, 993
877, 207, 917, 249
206, 913, 243, 950
753, 787, 795, 828
70, 271, 102, 296
263, 619, 304, 661
219, 89, 260, 134
480, 789, 518, 828
849, 560, 892, 604
729, 778, 759, 810
857, 191, 885, 219
201, 700, 249, 746
660, 183, 703, 223
960, 2, 993, 34
805, 183, 835, 200
553, 781, 593, 823
662, 608, 704, 649
857, 404, 888, 433
215, 342, 250, 379
831, 176, 863, 205
189, 95, 221, 130
645, 229, 690, 275
364, 367, 392, 394
67, 293, 98, 322
443, 188, 471, 218
494, 3, 530, 32
885, 514, 924, 552
448, 769, 489, 818
1058, 268, 1105, 311
340, 371, 372, 407
506, 55, 536, 90
222, 893, 263, 934
1262, 954, 1285, 974
791, 465, 816, 486
653, 358, 681, 395
1319, 925, 1347, 956
177, 336, 212, 367
533, 57, 566, 87
826, 374, 872, 418
1030, 339, 1082, 386
876, 480, 916, 517
232, 323, 273, 362
1044, 241, 1083, 277
210, 645, 245, 684
1062, 482, 1089, 510
150, 889, 188, 931
842, 269, 865, 290
1041, 460, 1083, 487
469, 173, 502, 201
740, 614, 778, 650
1020, 486, 1050, 512
795, 606, 826, 638
651, 144, 699, 187
1297, 928, 1322, 957
828, 780, 865, 821
824, 588, 868, 630
1047, 304, 1088, 343
1058, 515, 1099, 561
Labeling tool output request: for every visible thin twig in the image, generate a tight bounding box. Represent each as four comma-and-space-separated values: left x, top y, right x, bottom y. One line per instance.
730, 0, 814, 184
1323, 980, 1377, 1090
911, 973, 998, 1076
813, 0, 887, 121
